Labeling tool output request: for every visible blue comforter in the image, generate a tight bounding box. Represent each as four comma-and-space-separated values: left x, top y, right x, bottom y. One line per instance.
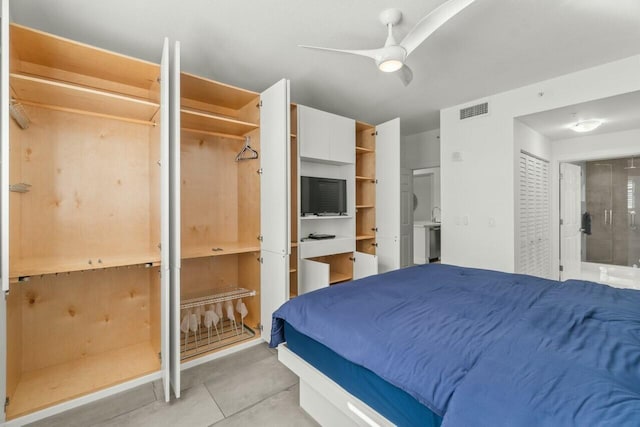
270, 264, 640, 426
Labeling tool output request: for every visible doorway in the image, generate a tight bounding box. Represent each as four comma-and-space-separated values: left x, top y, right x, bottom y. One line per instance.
412, 167, 441, 264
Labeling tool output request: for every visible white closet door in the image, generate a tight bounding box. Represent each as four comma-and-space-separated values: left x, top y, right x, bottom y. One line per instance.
260, 79, 290, 255
0, 0, 9, 420
353, 252, 377, 280
300, 258, 329, 294
517, 152, 550, 278
158, 37, 171, 403
259, 79, 290, 342
168, 41, 182, 399
375, 118, 401, 273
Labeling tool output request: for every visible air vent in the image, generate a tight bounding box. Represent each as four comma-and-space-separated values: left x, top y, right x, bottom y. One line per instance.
459, 102, 488, 120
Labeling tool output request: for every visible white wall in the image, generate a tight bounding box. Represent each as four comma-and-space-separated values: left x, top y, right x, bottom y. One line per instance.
551, 127, 640, 276
402, 129, 440, 170
440, 54, 640, 273
413, 174, 432, 222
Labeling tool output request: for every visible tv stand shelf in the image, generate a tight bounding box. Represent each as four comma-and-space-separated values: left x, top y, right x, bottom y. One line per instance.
299, 236, 354, 259
300, 215, 352, 220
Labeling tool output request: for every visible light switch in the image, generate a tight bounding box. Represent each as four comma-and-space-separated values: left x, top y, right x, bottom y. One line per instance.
488, 217, 496, 227
452, 151, 463, 162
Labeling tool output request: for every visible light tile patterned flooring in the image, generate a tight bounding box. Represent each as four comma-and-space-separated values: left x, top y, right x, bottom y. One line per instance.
27, 343, 318, 427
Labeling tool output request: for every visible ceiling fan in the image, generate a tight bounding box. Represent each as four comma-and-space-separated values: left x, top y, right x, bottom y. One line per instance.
299, 0, 476, 86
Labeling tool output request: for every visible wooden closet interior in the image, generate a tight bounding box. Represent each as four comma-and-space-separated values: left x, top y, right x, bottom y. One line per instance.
290, 104, 298, 299
5, 24, 164, 419
355, 121, 376, 256
178, 72, 262, 361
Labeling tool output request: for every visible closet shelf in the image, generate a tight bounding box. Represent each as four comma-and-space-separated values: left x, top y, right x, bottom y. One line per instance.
7, 342, 159, 420
356, 175, 375, 182
356, 146, 374, 154
10, 73, 159, 125
356, 204, 374, 209
181, 108, 258, 136
181, 242, 261, 260
300, 215, 352, 220
181, 71, 259, 111
356, 235, 375, 241
329, 272, 352, 285
290, 268, 297, 273
9, 252, 161, 280
181, 287, 256, 310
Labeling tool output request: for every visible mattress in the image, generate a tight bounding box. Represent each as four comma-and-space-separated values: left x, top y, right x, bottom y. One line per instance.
285, 321, 442, 427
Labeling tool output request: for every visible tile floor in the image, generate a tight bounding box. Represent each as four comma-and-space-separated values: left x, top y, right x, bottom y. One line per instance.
27, 343, 319, 427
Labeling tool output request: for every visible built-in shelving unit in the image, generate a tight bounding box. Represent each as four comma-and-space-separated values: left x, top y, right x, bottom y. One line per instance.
4, 23, 168, 419
355, 121, 377, 256
178, 70, 262, 363
290, 105, 299, 298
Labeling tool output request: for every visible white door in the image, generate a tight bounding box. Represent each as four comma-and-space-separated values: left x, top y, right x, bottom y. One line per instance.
400, 168, 412, 267
353, 251, 377, 279
375, 118, 400, 273
299, 259, 329, 294
0, 0, 9, 420
168, 41, 182, 399
297, 105, 331, 161
158, 37, 171, 403
259, 79, 290, 342
560, 163, 582, 280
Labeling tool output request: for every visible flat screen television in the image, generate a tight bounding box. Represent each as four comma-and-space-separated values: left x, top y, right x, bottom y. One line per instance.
301, 176, 347, 216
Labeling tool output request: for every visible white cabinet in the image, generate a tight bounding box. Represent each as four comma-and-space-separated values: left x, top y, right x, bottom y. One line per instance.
353, 252, 378, 280
375, 118, 401, 273
298, 105, 355, 164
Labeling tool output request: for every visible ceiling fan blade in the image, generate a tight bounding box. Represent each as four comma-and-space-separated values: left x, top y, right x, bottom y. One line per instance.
401, 0, 476, 56
299, 45, 385, 61
396, 64, 413, 86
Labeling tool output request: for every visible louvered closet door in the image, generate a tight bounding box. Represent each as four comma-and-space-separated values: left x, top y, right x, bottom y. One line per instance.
518, 152, 550, 278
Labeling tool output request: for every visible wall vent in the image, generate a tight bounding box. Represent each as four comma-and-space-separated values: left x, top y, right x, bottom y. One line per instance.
459, 102, 488, 120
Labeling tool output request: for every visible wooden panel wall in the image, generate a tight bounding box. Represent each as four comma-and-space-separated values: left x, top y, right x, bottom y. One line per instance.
180, 132, 240, 248
149, 267, 161, 354
19, 267, 152, 372
237, 252, 260, 331
180, 256, 239, 298
237, 128, 260, 244
12, 107, 152, 265
6, 285, 23, 403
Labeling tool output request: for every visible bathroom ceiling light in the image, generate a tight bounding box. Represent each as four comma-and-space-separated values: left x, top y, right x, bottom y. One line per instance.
571, 119, 603, 133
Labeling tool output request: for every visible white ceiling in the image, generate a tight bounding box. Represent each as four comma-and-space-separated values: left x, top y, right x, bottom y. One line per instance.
9, 0, 640, 135
518, 90, 640, 141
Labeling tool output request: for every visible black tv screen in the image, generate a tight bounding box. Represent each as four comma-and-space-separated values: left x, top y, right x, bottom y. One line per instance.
301, 176, 347, 216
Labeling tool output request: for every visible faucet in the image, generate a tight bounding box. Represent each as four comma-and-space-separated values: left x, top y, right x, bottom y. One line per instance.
431, 206, 441, 223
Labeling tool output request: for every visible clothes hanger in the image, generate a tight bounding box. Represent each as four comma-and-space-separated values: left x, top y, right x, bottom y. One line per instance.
235, 136, 258, 161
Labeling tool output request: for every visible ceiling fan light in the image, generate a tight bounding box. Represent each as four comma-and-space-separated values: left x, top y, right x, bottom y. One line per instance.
378, 59, 403, 72
571, 119, 603, 133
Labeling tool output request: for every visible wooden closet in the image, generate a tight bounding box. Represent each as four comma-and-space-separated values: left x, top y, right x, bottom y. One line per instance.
0, 20, 170, 422
168, 42, 290, 398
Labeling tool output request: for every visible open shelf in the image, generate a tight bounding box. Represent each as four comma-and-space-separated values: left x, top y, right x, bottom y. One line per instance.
300, 215, 352, 220
11, 24, 160, 101
9, 252, 161, 280
356, 175, 375, 181
356, 235, 375, 241
181, 108, 258, 137
329, 271, 352, 284
10, 74, 159, 124
356, 204, 374, 209
355, 146, 374, 154
181, 242, 261, 260
290, 268, 297, 273
6, 342, 159, 420
181, 72, 258, 111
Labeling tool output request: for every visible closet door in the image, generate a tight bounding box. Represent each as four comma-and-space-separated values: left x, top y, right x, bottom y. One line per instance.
353, 252, 377, 280
168, 41, 182, 398
375, 118, 401, 273
260, 79, 290, 341
0, 0, 9, 420
158, 37, 171, 402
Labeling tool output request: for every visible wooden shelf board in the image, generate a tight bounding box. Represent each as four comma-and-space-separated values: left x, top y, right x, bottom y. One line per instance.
356, 175, 375, 181
329, 272, 352, 285
11, 24, 159, 95
291, 242, 298, 248
291, 133, 297, 139
181, 242, 261, 260
356, 205, 374, 209
7, 342, 159, 420
290, 269, 297, 273
356, 121, 374, 132
181, 108, 258, 136
356, 235, 375, 241
181, 72, 258, 110
300, 215, 352, 220
10, 252, 161, 279
11, 74, 159, 123
355, 146, 375, 154
289, 292, 298, 299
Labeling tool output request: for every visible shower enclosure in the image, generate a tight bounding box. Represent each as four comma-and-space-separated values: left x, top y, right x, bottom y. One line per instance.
583, 156, 640, 267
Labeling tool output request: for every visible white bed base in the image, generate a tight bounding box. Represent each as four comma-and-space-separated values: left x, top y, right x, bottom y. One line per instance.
278, 344, 395, 427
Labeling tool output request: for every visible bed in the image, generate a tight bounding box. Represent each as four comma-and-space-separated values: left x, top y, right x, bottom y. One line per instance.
270, 264, 640, 426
